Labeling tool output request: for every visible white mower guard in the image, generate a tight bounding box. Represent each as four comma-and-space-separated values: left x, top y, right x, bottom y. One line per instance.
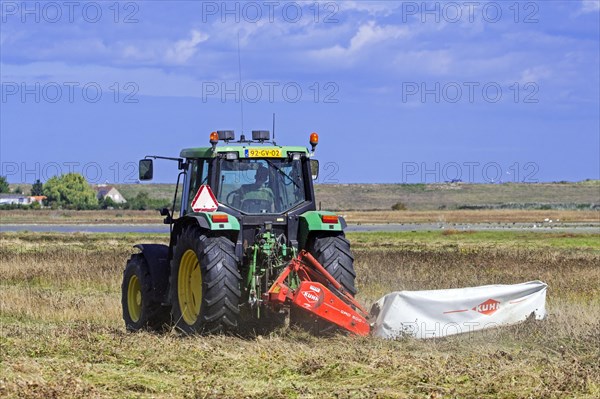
371, 281, 548, 339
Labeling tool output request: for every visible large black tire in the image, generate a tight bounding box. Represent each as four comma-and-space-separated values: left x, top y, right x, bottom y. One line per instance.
309, 233, 357, 296
121, 254, 170, 331
170, 226, 241, 334
291, 233, 357, 334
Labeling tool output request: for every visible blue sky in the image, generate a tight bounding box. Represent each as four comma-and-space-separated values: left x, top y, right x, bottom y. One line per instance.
1, 0, 599, 184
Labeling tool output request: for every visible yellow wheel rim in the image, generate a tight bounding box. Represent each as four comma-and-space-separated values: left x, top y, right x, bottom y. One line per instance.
178, 249, 202, 325
127, 275, 142, 322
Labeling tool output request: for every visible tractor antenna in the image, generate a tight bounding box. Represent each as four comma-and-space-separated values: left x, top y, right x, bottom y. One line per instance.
237, 32, 245, 137
272, 113, 276, 145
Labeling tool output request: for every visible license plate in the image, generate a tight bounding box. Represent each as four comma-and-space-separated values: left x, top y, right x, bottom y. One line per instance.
245, 148, 282, 158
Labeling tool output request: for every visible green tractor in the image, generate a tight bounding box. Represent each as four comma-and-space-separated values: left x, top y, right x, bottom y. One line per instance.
122, 130, 357, 334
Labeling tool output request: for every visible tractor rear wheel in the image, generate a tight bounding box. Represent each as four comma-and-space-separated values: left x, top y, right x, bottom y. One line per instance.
170, 227, 241, 334
309, 233, 357, 296
121, 254, 169, 331
291, 233, 357, 334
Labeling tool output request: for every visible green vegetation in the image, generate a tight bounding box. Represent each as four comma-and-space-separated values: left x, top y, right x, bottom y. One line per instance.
391, 201, 407, 211
1, 231, 599, 398
31, 179, 44, 196
0, 175, 9, 193
43, 173, 98, 210
114, 184, 179, 202
123, 191, 173, 211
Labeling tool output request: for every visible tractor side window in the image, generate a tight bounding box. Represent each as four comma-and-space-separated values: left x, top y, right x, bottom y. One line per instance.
186, 159, 209, 214
276, 160, 305, 212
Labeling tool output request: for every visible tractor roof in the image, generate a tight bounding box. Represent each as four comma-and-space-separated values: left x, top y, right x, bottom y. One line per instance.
180, 145, 308, 159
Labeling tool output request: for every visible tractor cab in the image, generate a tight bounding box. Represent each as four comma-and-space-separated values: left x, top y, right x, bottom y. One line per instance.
179, 130, 318, 218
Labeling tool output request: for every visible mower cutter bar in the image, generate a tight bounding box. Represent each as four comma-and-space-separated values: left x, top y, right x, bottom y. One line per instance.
265, 250, 371, 336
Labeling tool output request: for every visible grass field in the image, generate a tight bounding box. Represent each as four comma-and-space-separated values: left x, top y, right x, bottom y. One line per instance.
1, 209, 598, 226
1, 231, 599, 398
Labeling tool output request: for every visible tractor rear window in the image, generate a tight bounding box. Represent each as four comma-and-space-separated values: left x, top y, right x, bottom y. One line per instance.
216, 158, 306, 214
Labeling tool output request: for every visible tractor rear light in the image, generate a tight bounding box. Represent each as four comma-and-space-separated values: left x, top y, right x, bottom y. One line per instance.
209, 132, 219, 144
226, 152, 238, 160
321, 215, 339, 224
211, 214, 229, 223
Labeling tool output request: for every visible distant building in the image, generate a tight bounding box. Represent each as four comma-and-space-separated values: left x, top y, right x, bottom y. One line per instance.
0, 194, 46, 205
95, 185, 127, 204
29, 196, 46, 204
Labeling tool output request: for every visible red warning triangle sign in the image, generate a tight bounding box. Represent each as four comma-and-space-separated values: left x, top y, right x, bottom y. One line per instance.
191, 185, 219, 212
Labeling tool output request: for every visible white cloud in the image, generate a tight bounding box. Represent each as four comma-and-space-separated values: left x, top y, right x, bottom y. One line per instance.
165, 30, 209, 65
520, 67, 552, 83
580, 1, 600, 13
310, 21, 410, 63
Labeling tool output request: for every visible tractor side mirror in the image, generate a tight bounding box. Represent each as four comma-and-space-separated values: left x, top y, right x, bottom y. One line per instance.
160, 207, 172, 224
310, 159, 319, 181
139, 159, 153, 181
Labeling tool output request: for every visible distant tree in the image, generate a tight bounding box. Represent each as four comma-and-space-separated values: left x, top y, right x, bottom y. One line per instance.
0, 176, 9, 193
43, 173, 99, 210
31, 179, 44, 196
126, 192, 150, 210
14, 186, 23, 194
391, 201, 407, 211
99, 196, 117, 210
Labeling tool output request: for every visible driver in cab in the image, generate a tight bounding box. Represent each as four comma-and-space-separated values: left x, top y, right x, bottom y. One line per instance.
234, 165, 274, 213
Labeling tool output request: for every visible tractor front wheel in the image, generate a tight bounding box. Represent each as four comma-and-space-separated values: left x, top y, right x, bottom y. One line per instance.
170, 227, 241, 334
121, 254, 169, 331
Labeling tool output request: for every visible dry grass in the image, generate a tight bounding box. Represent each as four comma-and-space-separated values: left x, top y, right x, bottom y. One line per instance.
1, 232, 599, 398
0, 209, 161, 224
315, 182, 600, 211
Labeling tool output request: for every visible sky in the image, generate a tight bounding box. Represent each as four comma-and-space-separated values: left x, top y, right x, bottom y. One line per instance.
1, 0, 599, 184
